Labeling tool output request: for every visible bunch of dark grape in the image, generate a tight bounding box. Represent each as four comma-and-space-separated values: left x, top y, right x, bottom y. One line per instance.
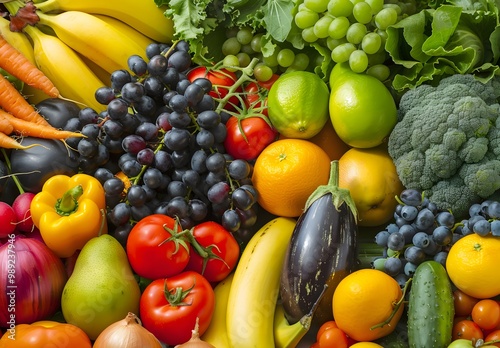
65, 40, 259, 247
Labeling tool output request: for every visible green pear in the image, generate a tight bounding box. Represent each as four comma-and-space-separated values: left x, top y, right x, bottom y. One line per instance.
61, 234, 141, 340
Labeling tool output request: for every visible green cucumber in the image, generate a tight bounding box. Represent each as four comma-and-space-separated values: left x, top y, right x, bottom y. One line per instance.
408, 260, 455, 348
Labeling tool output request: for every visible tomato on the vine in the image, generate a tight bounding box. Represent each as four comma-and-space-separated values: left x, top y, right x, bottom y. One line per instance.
126, 214, 189, 280
454, 289, 480, 317
186, 66, 240, 110
184, 221, 240, 282
485, 329, 500, 347
471, 299, 500, 331
139, 271, 215, 346
318, 327, 349, 348
452, 319, 484, 341
224, 115, 278, 161
243, 73, 280, 116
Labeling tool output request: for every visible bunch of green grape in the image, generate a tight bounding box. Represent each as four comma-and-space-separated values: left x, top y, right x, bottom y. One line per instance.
219, 27, 316, 82
295, 0, 417, 76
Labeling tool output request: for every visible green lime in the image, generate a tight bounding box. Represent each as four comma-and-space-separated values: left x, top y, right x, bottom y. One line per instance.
267, 71, 330, 139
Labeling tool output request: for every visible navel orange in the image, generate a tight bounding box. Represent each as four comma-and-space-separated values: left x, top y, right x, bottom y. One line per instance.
251, 138, 331, 217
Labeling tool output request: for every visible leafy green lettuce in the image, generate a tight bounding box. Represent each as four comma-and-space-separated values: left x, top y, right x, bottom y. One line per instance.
386, 0, 500, 92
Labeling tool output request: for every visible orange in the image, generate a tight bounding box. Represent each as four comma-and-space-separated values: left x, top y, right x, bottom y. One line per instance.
446, 233, 500, 299
267, 71, 330, 139
338, 145, 404, 227
332, 269, 404, 342
251, 138, 331, 217
280, 120, 351, 161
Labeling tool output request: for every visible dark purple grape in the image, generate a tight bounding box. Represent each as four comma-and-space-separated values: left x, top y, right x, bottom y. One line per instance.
221, 209, 241, 232
143, 76, 164, 100
167, 50, 192, 72
404, 262, 418, 276
143, 168, 163, 189
166, 196, 190, 218
205, 152, 226, 172
127, 185, 147, 206
399, 189, 423, 206
81, 123, 100, 139
192, 77, 212, 93
207, 181, 230, 204
94, 167, 114, 184
193, 94, 216, 113
112, 223, 133, 247
184, 83, 205, 107
79, 107, 100, 125
399, 224, 417, 244
412, 231, 431, 248
131, 204, 153, 221
232, 187, 255, 210
146, 43, 162, 59
432, 226, 453, 245
77, 138, 99, 158
400, 205, 418, 222
191, 149, 208, 173
109, 202, 131, 226
122, 134, 147, 154
168, 111, 192, 128
236, 206, 258, 228
136, 148, 155, 166
387, 232, 405, 251
189, 199, 208, 221
167, 180, 188, 197
111, 69, 132, 92
176, 79, 191, 95
436, 211, 455, 228
472, 219, 491, 236
164, 128, 191, 151
120, 160, 142, 177
103, 177, 125, 196
384, 257, 402, 277
154, 150, 173, 173
135, 122, 158, 141
196, 128, 215, 149
134, 95, 157, 117
147, 54, 168, 76
95, 86, 116, 105
374, 230, 390, 246
161, 68, 180, 89
196, 110, 221, 129
128, 54, 148, 76
433, 251, 448, 266
228, 159, 251, 180
413, 208, 435, 231
107, 98, 129, 120
404, 246, 426, 265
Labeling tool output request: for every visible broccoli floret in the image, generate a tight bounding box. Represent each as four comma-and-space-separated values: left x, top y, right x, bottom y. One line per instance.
388, 74, 500, 219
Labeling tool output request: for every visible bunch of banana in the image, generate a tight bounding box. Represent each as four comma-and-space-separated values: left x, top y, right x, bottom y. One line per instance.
2, 0, 173, 110
202, 217, 314, 348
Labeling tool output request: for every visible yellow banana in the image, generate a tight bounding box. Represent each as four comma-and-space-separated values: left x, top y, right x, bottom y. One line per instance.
78, 53, 112, 86
34, 0, 174, 43
274, 302, 312, 348
201, 272, 233, 348
226, 217, 297, 348
36, 11, 147, 74
22, 25, 106, 112
92, 14, 155, 51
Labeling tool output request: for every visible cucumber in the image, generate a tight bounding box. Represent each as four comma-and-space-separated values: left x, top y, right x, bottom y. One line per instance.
408, 260, 455, 348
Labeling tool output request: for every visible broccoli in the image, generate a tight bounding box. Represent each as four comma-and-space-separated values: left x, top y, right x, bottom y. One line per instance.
388, 74, 500, 219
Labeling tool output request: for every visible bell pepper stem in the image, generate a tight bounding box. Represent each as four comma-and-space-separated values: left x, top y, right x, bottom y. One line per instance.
56, 185, 83, 215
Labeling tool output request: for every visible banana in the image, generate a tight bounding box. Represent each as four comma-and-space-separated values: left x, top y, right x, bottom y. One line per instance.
34, 0, 174, 43
22, 25, 107, 112
92, 14, 155, 51
226, 217, 297, 348
36, 11, 148, 74
274, 302, 311, 348
201, 272, 234, 348
78, 53, 112, 87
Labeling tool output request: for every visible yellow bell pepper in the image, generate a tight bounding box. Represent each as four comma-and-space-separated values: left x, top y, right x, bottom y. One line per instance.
30, 173, 108, 258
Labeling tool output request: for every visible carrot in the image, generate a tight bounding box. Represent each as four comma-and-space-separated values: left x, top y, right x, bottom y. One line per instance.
0, 131, 39, 150
0, 113, 14, 135
0, 34, 60, 98
0, 108, 85, 139
0, 75, 52, 126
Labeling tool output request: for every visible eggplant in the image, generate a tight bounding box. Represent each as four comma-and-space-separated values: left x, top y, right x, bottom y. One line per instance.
280, 160, 358, 327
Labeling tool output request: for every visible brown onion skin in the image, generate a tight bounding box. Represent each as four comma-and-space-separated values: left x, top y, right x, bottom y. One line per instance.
0, 234, 67, 326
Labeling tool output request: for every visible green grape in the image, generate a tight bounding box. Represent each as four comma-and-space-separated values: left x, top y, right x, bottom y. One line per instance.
366, 64, 390, 81
328, 16, 350, 40
304, 0, 329, 13
349, 49, 369, 73
375, 28, 388, 44
302, 26, 319, 43
352, 2, 373, 24
263, 48, 280, 67
383, 3, 402, 15
365, 0, 384, 14
295, 9, 320, 29
253, 64, 274, 82
367, 49, 387, 66
223, 54, 240, 72
250, 33, 264, 52
237, 52, 251, 67
331, 42, 356, 63
289, 52, 310, 71
222, 37, 241, 56
361, 32, 382, 54
326, 36, 348, 51
375, 7, 398, 30
236, 27, 254, 45
313, 15, 334, 39
226, 27, 239, 38
240, 43, 255, 55
346, 22, 367, 44
327, 0, 354, 17
277, 48, 295, 68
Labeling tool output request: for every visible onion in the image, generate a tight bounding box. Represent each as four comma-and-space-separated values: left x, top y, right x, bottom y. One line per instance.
0, 234, 67, 327
93, 312, 163, 348
174, 318, 215, 348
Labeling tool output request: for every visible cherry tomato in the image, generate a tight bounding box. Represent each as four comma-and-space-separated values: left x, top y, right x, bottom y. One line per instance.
126, 214, 189, 280
310, 343, 320, 348
452, 319, 484, 341
139, 271, 215, 346
224, 115, 278, 161
485, 329, 500, 347
316, 320, 338, 341
184, 221, 240, 282
454, 289, 480, 317
186, 66, 240, 110
318, 327, 349, 348
243, 73, 280, 115
472, 299, 500, 331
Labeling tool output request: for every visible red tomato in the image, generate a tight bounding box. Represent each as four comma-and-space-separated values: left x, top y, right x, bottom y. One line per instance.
452, 319, 484, 341
454, 289, 480, 317
243, 73, 280, 115
224, 115, 278, 161
316, 320, 338, 341
186, 66, 240, 110
472, 299, 500, 331
139, 271, 215, 346
485, 329, 500, 347
184, 221, 240, 282
126, 214, 189, 280
318, 326, 349, 348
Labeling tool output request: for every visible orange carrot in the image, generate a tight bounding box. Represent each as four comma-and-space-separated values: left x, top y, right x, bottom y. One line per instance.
0, 113, 14, 134
0, 131, 38, 150
0, 75, 52, 126
0, 35, 59, 98
0, 108, 85, 139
